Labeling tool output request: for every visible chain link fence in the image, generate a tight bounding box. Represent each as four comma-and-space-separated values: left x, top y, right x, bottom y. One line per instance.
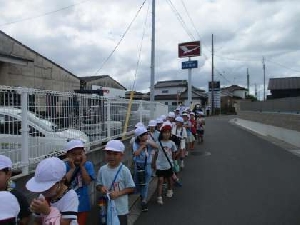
0, 86, 168, 174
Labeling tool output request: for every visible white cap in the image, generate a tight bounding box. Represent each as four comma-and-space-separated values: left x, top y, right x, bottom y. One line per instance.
104, 140, 125, 153
148, 120, 157, 127
175, 107, 180, 111
135, 126, 148, 137
156, 118, 163, 124
26, 157, 66, 193
0, 191, 20, 220
190, 112, 195, 116
182, 112, 188, 116
65, 140, 84, 152
160, 115, 167, 120
135, 122, 145, 128
0, 155, 12, 170
175, 117, 184, 123
168, 112, 175, 118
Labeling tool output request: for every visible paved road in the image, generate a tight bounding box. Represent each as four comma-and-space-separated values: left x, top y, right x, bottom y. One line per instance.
135, 116, 300, 225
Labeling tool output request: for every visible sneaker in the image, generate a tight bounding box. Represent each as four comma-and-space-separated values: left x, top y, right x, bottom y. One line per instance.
174, 179, 182, 187
181, 160, 185, 168
141, 202, 148, 212
157, 197, 163, 205
185, 151, 189, 157
166, 190, 173, 198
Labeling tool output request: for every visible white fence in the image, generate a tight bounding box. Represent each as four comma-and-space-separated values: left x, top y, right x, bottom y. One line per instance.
0, 86, 168, 174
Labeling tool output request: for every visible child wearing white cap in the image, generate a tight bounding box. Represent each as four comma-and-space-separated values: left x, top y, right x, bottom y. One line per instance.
26, 157, 79, 225
0, 191, 20, 224
132, 126, 158, 212
0, 155, 31, 225
96, 140, 135, 225
64, 140, 95, 225
172, 117, 187, 169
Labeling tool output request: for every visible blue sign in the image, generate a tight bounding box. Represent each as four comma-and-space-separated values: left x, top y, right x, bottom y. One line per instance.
182, 60, 198, 69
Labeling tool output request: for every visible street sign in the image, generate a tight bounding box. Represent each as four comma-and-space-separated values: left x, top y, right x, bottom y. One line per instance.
178, 41, 201, 58
182, 60, 198, 69
208, 81, 221, 91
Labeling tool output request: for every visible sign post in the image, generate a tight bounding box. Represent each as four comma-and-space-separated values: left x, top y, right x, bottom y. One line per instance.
179, 41, 201, 107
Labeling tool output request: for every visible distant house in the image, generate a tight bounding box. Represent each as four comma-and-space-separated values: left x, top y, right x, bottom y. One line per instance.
268, 77, 300, 99
154, 80, 207, 110
125, 91, 149, 100
221, 85, 248, 99
79, 75, 127, 98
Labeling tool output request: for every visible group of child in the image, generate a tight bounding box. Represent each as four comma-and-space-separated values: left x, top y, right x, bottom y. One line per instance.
0, 107, 205, 225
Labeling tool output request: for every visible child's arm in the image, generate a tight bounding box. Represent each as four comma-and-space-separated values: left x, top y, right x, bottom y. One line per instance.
80, 157, 95, 185
96, 185, 108, 194
110, 187, 135, 200
147, 139, 158, 149
152, 150, 158, 170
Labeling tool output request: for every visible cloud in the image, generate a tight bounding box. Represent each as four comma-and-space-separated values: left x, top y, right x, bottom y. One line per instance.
0, 0, 299, 96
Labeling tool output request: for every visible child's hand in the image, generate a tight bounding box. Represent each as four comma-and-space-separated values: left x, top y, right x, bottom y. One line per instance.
30, 199, 51, 215
101, 186, 108, 194
80, 153, 87, 167
110, 191, 121, 200
66, 158, 75, 169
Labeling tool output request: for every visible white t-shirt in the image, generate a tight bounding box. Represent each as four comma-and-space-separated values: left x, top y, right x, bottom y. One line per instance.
51, 189, 79, 225
97, 164, 135, 215
156, 140, 177, 170
171, 126, 187, 149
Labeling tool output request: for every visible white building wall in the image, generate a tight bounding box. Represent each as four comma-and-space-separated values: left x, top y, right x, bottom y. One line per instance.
154, 87, 186, 96
233, 90, 247, 99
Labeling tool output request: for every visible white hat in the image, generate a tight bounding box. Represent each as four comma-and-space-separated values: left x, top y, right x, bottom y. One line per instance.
190, 112, 195, 116
175, 117, 184, 123
135, 122, 145, 128
182, 112, 188, 116
0, 191, 20, 220
26, 157, 66, 193
135, 126, 148, 137
148, 120, 157, 127
104, 140, 125, 153
160, 115, 167, 120
0, 155, 12, 170
65, 140, 84, 152
156, 118, 163, 124
175, 107, 180, 111
168, 112, 175, 118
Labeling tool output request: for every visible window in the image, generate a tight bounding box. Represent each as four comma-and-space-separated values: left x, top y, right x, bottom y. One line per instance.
172, 102, 177, 106
165, 102, 169, 105
162, 90, 169, 94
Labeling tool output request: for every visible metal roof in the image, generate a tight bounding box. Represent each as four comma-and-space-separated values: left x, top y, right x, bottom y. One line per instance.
268, 77, 300, 90
154, 80, 187, 88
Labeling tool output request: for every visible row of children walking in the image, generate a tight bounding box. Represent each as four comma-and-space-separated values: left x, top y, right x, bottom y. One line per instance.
0, 107, 205, 225
131, 107, 205, 212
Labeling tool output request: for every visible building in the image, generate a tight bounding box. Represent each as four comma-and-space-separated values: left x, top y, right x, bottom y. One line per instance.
268, 77, 300, 99
154, 80, 207, 110
221, 85, 248, 99
125, 91, 149, 100
220, 85, 248, 114
0, 30, 80, 91
79, 75, 127, 98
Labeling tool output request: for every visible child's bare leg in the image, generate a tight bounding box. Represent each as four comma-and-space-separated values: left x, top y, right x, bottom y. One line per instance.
157, 177, 164, 197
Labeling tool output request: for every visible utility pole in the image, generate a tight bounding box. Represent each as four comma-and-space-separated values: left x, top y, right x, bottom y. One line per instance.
247, 68, 250, 97
150, 0, 155, 118
211, 34, 214, 116
255, 83, 257, 98
262, 56, 266, 101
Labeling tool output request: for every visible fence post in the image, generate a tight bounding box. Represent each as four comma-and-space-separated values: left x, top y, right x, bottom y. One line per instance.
107, 98, 111, 140
21, 90, 29, 175
139, 101, 143, 123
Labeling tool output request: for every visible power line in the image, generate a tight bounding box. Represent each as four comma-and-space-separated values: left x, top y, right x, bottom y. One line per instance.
165, 0, 195, 40
131, 1, 150, 91
93, 0, 147, 76
0, 0, 92, 27
266, 58, 300, 73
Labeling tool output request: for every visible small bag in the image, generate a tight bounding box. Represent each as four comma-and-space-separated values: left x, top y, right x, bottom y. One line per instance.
106, 193, 120, 225
173, 160, 180, 173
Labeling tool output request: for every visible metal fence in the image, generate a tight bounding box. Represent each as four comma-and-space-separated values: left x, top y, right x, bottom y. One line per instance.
0, 86, 168, 174
240, 97, 300, 114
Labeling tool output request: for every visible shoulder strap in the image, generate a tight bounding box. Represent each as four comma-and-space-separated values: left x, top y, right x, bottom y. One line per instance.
109, 165, 123, 191
159, 141, 173, 168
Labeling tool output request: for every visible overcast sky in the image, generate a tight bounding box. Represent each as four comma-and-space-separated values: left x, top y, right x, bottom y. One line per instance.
1, 0, 300, 98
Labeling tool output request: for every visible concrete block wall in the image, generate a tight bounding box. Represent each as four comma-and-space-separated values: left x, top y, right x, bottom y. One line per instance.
237, 111, 300, 132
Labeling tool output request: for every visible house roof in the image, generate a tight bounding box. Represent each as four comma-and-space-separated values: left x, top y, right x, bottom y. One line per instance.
79, 75, 127, 90
221, 85, 247, 92
155, 80, 187, 88
0, 30, 79, 80
268, 77, 300, 90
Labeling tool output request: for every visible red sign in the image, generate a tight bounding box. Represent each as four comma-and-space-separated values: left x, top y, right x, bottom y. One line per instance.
178, 41, 201, 58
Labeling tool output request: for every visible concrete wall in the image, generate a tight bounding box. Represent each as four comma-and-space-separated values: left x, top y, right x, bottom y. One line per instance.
237, 111, 300, 132
0, 32, 80, 92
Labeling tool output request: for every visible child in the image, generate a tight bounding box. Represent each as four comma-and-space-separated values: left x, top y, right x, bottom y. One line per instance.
148, 120, 159, 143
0, 155, 31, 225
0, 191, 20, 225
172, 117, 187, 168
65, 140, 96, 225
197, 112, 206, 143
167, 112, 176, 126
189, 112, 197, 150
97, 140, 135, 225
156, 118, 163, 131
132, 126, 158, 212
26, 157, 79, 225
130, 122, 145, 145
182, 112, 192, 156
152, 123, 177, 205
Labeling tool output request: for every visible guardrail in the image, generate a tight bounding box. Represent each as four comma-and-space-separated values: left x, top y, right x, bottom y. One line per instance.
0, 86, 168, 174
240, 97, 300, 114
